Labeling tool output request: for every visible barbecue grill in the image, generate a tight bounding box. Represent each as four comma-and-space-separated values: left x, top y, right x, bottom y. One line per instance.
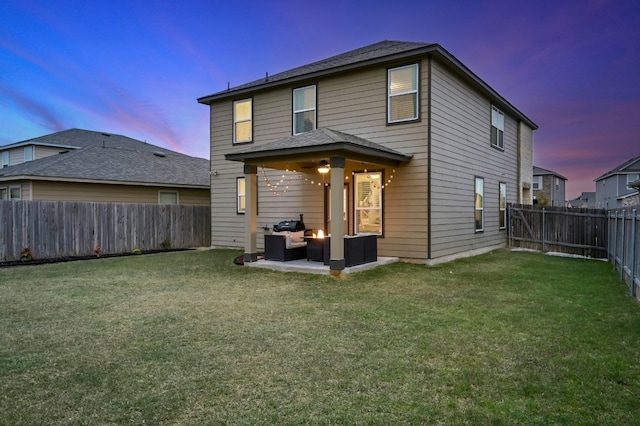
273, 214, 306, 232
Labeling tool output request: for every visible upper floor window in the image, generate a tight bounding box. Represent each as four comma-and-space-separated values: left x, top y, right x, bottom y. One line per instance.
532, 175, 541, 190
159, 191, 178, 205
627, 173, 639, 190
555, 177, 560, 191
491, 106, 505, 149
499, 182, 507, 230
475, 177, 484, 232
1, 151, 8, 168
24, 146, 33, 162
293, 85, 316, 135
233, 99, 253, 144
388, 64, 419, 123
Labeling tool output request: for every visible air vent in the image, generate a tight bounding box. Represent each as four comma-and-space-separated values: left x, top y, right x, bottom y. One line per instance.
59, 150, 70, 154
102, 133, 111, 137
153, 151, 166, 158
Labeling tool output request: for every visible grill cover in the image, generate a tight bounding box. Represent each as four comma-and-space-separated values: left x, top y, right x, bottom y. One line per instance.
273, 214, 305, 232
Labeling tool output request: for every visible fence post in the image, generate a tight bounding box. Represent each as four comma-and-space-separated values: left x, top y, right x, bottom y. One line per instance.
620, 209, 626, 282
542, 208, 546, 252
612, 210, 617, 271
630, 209, 637, 297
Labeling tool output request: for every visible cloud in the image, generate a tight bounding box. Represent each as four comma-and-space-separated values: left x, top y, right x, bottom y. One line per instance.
0, 85, 67, 133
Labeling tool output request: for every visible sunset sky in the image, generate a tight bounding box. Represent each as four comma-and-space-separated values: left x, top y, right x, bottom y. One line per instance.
1, 0, 638, 198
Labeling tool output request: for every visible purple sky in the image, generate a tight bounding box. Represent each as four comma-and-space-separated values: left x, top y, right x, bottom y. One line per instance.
1, 0, 638, 199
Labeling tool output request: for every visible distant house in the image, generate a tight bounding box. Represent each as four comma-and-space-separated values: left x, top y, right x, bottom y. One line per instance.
595, 155, 640, 209
533, 166, 567, 207
568, 192, 596, 208
0, 129, 210, 205
198, 40, 537, 270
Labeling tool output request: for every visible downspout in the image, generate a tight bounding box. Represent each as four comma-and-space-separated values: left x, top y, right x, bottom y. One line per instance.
427, 54, 432, 260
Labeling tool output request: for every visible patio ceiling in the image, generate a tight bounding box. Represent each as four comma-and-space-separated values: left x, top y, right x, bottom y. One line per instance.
224, 128, 412, 170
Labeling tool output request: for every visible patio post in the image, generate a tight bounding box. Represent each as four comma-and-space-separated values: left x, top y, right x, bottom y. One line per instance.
329, 157, 345, 274
243, 164, 258, 262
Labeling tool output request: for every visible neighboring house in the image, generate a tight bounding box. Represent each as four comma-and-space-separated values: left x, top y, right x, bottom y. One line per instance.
0, 129, 210, 204
533, 166, 567, 207
568, 192, 596, 208
198, 40, 537, 271
595, 155, 640, 209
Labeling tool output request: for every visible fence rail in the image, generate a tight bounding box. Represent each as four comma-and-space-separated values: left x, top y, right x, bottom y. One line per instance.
0, 200, 211, 262
609, 209, 640, 297
507, 204, 608, 258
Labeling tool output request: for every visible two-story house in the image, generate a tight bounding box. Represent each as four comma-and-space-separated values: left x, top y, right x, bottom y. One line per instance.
198, 40, 537, 273
533, 166, 567, 207
595, 155, 640, 209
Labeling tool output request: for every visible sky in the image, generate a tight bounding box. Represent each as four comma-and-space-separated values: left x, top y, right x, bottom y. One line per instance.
1, 0, 638, 199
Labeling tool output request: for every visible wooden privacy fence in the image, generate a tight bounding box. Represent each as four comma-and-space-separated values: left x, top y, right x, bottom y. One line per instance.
507, 204, 608, 258
609, 209, 640, 297
0, 200, 211, 262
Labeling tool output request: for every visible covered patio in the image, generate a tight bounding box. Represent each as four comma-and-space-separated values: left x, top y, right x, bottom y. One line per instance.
225, 128, 412, 276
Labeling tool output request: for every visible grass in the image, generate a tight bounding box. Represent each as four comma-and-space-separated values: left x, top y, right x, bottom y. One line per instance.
1, 249, 639, 425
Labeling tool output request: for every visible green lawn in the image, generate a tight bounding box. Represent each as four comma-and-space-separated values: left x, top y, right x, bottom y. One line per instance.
1, 249, 639, 425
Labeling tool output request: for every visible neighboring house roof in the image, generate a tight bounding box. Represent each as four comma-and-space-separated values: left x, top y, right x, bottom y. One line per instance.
0, 130, 209, 187
1, 128, 165, 152
533, 166, 567, 180
568, 192, 596, 208
198, 40, 537, 130
594, 155, 640, 181
225, 128, 413, 165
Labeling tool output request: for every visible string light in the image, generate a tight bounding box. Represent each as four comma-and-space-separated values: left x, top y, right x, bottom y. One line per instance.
260, 166, 397, 195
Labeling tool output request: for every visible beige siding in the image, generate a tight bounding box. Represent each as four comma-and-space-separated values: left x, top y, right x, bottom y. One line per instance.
30, 181, 209, 205
429, 58, 517, 259
35, 145, 68, 160
209, 60, 429, 258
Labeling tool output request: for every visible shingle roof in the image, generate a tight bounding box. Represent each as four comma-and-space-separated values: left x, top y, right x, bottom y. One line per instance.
197, 40, 538, 130
199, 40, 430, 101
533, 166, 567, 180
594, 155, 640, 181
225, 127, 412, 164
0, 129, 209, 187
1, 128, 165, 152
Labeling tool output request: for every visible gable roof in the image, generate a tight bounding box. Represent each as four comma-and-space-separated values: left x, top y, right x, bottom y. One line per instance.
1, 128, 164, 152
197, 40, 537, 130
0, 129, 209, 187
225, 128, 412, 166
533, 166, 567, 180
594, 155, 640, 181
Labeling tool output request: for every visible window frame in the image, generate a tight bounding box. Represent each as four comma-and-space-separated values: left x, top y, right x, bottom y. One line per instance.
292, 85, 317, 135
532, 175, 541, 190
158, 191, 178, 205
0, 187, 7, 200
24, 146, 33, 162
9, 185, 21, 200
627, 173, 640, 190
237, 177, 246, 214
491, 106, 505, 150
499, 182, 507, 231
354, 171, 383, 236
387, 63, 420, 124
1, 151, 8, 168
475, 177, 484, 233
233, 98, 253, 144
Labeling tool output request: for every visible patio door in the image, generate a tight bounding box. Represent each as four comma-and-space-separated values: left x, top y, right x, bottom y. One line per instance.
325, 184, 349, 236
